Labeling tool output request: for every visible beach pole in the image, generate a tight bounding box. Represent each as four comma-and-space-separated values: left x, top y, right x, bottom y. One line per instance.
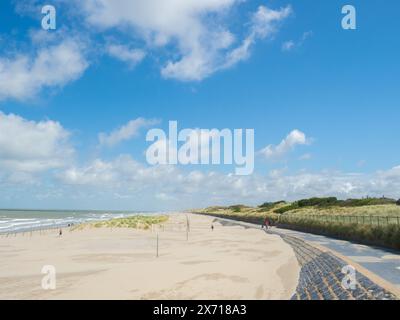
156, 232, 159, 258
186, 215, 190, 233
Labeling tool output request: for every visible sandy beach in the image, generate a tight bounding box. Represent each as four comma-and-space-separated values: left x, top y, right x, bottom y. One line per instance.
0, 214, 300, 300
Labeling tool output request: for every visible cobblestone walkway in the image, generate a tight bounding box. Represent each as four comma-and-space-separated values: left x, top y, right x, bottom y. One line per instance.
279, 235, 397, 300
210, 216, 399, 300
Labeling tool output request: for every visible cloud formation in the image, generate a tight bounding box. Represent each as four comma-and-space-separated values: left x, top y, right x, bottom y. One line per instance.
0, 38, 88, 101
56, 154, 400, 209
78, 0, 292, 81
224, 5, 292, 69
106, 44, 146, 68
1, 111, 399, 209
99, 118, 159, 147
282, 31, 312, 52
0, 112, 73, 180
0, 1, 292, 102
260, 129, 310, 160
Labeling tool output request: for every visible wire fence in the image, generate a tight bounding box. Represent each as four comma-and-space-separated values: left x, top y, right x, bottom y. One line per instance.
0, 223, 77, 237
281, 214, 400, 226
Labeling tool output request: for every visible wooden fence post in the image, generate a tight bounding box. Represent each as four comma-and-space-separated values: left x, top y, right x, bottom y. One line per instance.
156, 233, 159, 258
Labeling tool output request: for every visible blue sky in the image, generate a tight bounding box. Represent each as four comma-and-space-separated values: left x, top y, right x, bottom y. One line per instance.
0, 0, 399, 210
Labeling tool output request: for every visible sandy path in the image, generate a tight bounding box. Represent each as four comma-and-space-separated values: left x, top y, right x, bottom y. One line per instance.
0, 214, 300, 300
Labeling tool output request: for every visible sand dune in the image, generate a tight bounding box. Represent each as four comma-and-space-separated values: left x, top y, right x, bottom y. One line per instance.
0, 214, 300, 300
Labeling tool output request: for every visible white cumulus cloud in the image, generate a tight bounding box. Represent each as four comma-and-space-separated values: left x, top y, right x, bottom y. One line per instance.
77, 0, 292, 81
0, 111, 74, 175
0, 38, 88, 101
260, 129, 310, 160
56, 154, 400, 209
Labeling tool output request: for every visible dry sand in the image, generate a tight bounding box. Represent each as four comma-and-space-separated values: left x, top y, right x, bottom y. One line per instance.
0, 214, 300, 300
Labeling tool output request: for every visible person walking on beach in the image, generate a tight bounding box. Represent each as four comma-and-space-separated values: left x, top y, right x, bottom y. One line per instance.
59, 229, 63, 237
263, 217, 270, 230
211, 224, 214, 232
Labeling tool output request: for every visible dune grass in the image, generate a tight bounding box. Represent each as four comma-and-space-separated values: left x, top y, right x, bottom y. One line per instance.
282, 205, 400, 217
195, 199, 400, 250
277, 215, 400, 250
72, 215, 169, 231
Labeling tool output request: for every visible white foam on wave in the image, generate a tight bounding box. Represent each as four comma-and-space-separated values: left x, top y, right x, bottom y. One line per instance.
0, 211, 143, 234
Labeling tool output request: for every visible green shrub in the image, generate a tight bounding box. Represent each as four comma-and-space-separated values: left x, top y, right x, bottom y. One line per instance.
274, 203, 299, 214
258, 201, 286, 211
274, 197, 396, 214
297, 197, 339, 207
274, 197, 340, 214
259, 202, 273, 208
396, 199, 400, 206
229, 205, 249, 212
259, 201, 286, 208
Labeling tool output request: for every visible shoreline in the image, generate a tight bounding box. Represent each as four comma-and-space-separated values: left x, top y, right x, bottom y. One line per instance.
0, 224, 75, 237
0, 211, 162, 236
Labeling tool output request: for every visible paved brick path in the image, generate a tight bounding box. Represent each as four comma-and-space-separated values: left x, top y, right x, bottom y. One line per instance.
279, 235, 397, 300
272, 227, 400, 289
209, 216, 399, 300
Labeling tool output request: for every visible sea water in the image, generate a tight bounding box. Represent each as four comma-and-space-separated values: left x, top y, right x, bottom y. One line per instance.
0, 209, 148, 234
